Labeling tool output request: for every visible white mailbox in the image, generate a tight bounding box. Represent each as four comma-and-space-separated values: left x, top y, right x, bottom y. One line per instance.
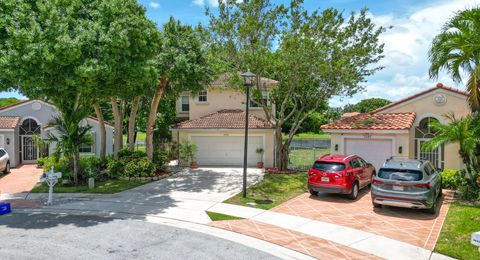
472, 231, 480, 247
39, 166, 62, 205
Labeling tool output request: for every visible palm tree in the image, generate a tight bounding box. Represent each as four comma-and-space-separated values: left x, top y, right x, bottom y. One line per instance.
423, 113, 479, 183
46, 108, 92, 184
428, 7, 480, 112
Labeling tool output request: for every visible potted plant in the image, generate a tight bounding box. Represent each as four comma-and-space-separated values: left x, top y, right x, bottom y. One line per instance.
256, 148, 264, 168
179, 141, 198, 168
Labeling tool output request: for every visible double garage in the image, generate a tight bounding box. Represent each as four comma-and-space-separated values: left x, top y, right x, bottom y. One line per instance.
190, 135, 265, 167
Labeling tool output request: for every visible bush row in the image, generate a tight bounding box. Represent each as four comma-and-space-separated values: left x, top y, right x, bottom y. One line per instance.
38, 148, 169, 183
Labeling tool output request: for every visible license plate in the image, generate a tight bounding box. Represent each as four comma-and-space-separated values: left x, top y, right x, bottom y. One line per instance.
393, 185, 404, 191
321, 177, 329, 182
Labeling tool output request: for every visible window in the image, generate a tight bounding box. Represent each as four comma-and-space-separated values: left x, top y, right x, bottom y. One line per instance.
197, 91, 208, 103
349, 159, 361, 169
378, 169, 423, 181
181, 96, 189, 112
312, 162, 345, 172
79, 132, 95, 154
0, 149, 5, 157
250, 91, 269, 108
19, 119, 40, 135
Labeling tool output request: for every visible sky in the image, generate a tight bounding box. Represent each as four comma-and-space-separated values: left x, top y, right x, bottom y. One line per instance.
3, 0, 479, 107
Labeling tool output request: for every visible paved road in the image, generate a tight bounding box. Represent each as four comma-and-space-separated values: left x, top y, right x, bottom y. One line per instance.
0, 213, 278, 260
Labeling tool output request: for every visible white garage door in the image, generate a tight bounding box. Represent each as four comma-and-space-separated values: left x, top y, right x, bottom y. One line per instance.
191, 135, 263, 166
344, 138, 393, 170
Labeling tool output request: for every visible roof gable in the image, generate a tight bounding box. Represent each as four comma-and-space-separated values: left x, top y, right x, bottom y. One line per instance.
373, 83, 467, 113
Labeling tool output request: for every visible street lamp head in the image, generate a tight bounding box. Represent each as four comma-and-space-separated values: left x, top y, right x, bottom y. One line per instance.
241, 70, 256, 86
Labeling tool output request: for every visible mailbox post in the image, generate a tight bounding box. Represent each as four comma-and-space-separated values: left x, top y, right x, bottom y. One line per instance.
39, 166, 62, 205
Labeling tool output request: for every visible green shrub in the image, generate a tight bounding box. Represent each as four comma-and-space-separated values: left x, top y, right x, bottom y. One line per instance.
106, 156, 126, 179
441, 169, 462, 189
179, 141, 196, 163
80, 156, 104, 180
124, 157, 156, 177
153, 151, 169, 170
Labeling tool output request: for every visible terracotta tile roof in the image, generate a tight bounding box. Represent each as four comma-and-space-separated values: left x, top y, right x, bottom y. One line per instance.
341, 112, 360, 118
373, 83, 467, 113
321, 112, 416, 131
209, 72, 278, 87
174, 109, 274, 129
0, 116, 20, 129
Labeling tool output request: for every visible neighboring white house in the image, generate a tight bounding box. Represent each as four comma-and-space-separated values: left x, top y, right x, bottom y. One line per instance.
0, 99, 114, 167
171, 73, 277, 167
321, 83, 470, 170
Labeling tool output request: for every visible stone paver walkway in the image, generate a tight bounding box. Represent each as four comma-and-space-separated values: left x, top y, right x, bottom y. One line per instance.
210, 219, 381, 259
0, 164, 43, 194
272, 189, 454, 250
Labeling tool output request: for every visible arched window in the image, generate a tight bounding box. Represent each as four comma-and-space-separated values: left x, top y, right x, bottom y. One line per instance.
415, 117, 438, 138
19, 119, 40, 135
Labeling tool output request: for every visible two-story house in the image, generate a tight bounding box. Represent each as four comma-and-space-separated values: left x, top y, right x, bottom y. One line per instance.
171, 74, 277, 167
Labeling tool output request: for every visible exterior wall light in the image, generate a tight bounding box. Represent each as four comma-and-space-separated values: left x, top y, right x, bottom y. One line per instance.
398, 146, 403, 154
6, 138, 10, 145
334, 144, 339, 152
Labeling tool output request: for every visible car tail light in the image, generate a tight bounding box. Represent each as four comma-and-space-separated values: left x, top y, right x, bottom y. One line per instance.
372, 179, 385, 185
414, 182, 431, 189
308, 170, 314, 176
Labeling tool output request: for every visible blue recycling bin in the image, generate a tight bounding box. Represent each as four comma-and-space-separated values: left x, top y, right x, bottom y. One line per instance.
0, 202, 12, 215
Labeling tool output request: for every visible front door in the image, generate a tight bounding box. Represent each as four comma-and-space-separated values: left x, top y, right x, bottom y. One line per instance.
22, 136, 38, 163
416, 139, 442, 169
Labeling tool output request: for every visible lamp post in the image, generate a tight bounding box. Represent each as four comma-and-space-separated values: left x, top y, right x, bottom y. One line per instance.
241, 70, 256, 198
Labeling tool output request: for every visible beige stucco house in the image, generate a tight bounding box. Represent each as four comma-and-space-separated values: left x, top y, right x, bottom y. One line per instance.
171, 74, 277, 167
321, 83, 470, 170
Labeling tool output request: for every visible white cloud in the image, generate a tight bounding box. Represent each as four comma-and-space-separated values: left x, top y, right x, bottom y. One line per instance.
192, 0, 219, 7
330, 0, 480, 107
149, 1, 160, 9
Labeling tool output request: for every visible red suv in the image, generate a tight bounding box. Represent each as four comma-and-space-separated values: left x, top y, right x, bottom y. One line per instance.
308, 154, 376, 200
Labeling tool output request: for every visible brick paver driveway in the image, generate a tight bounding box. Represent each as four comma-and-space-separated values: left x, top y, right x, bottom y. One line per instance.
272, 188, 454, 250
0, 164, 43, 194
210, 219, 380, 259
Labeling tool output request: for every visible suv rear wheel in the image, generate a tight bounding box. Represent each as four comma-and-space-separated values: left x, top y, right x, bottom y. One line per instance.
426, 198, 438, 214
348, 182, 359, 200
309, 189, 318, 196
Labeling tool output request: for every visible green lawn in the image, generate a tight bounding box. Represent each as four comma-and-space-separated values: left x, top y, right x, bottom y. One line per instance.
224, 173, 308, 210
30, 179, 150, 194
123, 132, 146, 142
283, 132, 330, 139
206, 211, 244, 221
436, 201, 480, 260
289, 148, 330, 169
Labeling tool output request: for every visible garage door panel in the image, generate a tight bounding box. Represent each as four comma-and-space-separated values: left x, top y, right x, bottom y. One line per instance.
345, 138, 393, 170
191, 136, 263, 166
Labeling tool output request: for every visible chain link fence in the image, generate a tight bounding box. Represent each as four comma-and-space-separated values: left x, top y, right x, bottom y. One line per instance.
287, 138, 331, 171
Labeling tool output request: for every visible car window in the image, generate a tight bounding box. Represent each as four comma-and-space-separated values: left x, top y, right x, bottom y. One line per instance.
378, 168, 423, 181
350, 158, 361, 168
357, 158, 367, 167
312, 162, 346, 172
0, 150, 5, 157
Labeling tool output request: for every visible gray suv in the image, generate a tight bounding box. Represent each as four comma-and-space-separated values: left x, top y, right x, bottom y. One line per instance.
371, 157, 442, 214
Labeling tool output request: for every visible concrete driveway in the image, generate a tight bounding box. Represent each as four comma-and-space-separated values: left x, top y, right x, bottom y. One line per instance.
44, 167, 263, 224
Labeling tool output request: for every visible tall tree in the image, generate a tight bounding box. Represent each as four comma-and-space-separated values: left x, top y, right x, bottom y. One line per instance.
208, 0, 386, 169
145, 18, 211, 159
0, 0, 159, 162
344, 98, 391, 113
429, 7, 480, 112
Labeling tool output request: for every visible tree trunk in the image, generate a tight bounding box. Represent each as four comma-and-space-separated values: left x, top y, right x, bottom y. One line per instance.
128, 96, 141, 151
274, 126, 283, 169
111, 97, 124, 160
93, 102, 106, 161
146, 75, 168, 160
72, 151, 80, 184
